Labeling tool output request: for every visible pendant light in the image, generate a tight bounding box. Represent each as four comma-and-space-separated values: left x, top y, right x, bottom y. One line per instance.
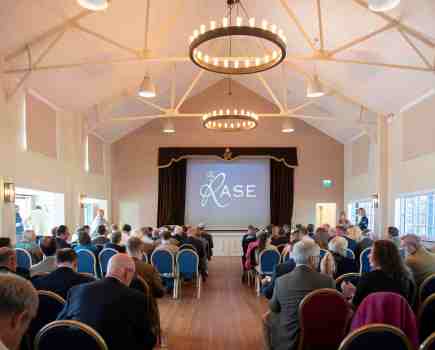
306, 75, 325, 98
77, 0, 109, 11
138, 76, 156, 98
281, 119, 295, 133
162, 119, 176, 134
368, 0, 400, 12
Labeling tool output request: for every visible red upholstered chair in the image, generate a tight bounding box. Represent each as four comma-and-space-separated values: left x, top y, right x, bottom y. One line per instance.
298, 288, 352, 350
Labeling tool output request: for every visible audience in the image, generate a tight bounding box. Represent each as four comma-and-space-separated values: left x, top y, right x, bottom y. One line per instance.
172, 225, 186, 245
55, 225, 71, 249
263, 239, 335, 350
15, 229, 42, 265
57, 254, 157, 350
126, 237, 165, 298
387, 226, 401, 248
32, 248, 94, 299
0, 247, 30, 279
91, 225, 110, 245
401, 234, 435, 286
314, 227, 329, 250
31, 237, 57, 277
321, 236, 358, 278
342, 240, 415, 308
74, 229, 98, 255
154, 230, 179, 255
270, 225, 288, 247
104, 231, 126, 253
0, 274, 38, 350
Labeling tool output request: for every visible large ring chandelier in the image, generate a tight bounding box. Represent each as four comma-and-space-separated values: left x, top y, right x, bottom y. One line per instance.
202, 109, 259, 131
189, 0, 287, 75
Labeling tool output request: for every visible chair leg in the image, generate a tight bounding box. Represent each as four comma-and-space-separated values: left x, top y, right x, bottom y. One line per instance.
173, 278, 177, 299
197, 275, 201, 299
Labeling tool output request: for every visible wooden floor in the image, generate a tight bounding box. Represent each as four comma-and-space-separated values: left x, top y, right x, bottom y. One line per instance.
158, 257, 268, 350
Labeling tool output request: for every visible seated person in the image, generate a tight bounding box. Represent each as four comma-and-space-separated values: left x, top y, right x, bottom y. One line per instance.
354, 229, 373, 262
270, 225, 288, 249
402, 234, 435, 286
185, 227, 208, 279
74, 229, 98, 255
387, 226, 401, 249
261, 258, 296, 299
0, 247, 30, 279
32, 248, 94, 299
342, 240, 416, 308
57, 254, 157, 350
314, 227, 329, 250
198, 223, 213, 260
154, 230, 179, 255
121, 224, 133, 245
31, 237, 57, 277
55, 225, 71, 249
241, 225, 258, 271
172, 225, 187, 245
244, 231, 271, 270
16, 229, 43, 265
281, 229, 304, 258
0, 274, 39, 350
321, 236, 358, 279
306, 224, 315, 238
105, 231, 126, 253
91, 225, 110, 245
127, 237, 165, 298
263, 239, 335, 350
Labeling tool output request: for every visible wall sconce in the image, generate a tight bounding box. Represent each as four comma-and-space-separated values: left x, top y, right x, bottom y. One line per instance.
372, 193, 379, 209
3, 182, 16, 203
79, 193, 87, 209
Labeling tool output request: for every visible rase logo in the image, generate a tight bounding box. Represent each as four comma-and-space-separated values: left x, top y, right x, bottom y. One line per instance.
200, 171, 256, 208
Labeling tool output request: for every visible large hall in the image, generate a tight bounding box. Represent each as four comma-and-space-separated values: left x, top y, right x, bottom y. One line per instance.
1, 1, 435, 350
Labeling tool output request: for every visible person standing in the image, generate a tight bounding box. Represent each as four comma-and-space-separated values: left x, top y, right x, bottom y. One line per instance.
15, 206, 24, 243
90, 209, 108, 238
357, 208, 369, 232
30, 205, 49, 237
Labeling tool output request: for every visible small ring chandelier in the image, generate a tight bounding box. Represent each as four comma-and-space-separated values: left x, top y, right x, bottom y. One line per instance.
189, 0, 287, 75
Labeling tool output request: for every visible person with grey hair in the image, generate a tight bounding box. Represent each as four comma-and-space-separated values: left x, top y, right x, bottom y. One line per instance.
263, 238, 335, 350
402, 234, 435, 286
0, 247, 30, 280
322, 236, 357, 279
0, 274, 38, 350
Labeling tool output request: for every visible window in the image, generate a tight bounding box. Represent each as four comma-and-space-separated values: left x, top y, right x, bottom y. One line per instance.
347, 199, 375, 231
395, 192, 435, 241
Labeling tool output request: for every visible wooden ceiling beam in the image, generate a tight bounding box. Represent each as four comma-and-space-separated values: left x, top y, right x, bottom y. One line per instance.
257, 73, 284, 112
175, 70, 204, 112
398, 29, 433, 70
316, 0, 325, 52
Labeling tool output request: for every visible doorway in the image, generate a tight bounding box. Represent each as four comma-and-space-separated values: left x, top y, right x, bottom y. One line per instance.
315, 203, 337, 228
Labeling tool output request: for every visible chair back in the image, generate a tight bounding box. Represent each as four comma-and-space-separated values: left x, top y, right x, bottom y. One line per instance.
275, 244, 286, 254
34, 320, 108, 350
351, 292, 418, 349
98, 248, 117, 276
359, 247, 372, 274
176, 249, 199, 277
399, 248, 406, 260
76, 249, 97, 276
336, 273, 361, 293
258, 248, 280, 275
339, 324, 413, 350
419, 294, 435, 343
151, 248, 175, 277
346, 248, 356, 260
420, 332, 435, 350
179, 243, 196, 251
320, 248, 328, 260
298, 288, 351, 350
15, 248, 32, 270
419, 273, 435, 305
28, 291, 65, 345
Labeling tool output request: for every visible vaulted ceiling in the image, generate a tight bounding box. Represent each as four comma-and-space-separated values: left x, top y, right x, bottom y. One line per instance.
2, 0, 435, 143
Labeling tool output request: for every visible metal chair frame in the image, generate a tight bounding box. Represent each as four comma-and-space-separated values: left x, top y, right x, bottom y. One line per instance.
150, 248, 177, 299
255, 247, 280, 296
175, 249, 201, 299
15, 248, 33, 270
419, 273, 435, 306
359, 247, 372, 274
98, 248, 118, 277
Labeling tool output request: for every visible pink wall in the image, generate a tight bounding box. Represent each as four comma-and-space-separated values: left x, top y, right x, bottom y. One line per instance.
111, 80, 344, 227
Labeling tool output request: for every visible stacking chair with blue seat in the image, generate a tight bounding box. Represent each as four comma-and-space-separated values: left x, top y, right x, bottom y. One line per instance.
360, 247, 372, 274
98, 248, 117, 277
151, 248, 176, 299
76, 249, 97, 277
179, 243, 196, 252
35, 320, 108, 350
346, 248, 356, 260
176, 249, 201, 299
338, 324, 413, 350
419, 273, 435, 305
255, 248, 280, 296
15, 248, 32, 270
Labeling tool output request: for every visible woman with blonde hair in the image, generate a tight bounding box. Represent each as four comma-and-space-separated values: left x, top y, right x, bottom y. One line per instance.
347, 226, 362, 242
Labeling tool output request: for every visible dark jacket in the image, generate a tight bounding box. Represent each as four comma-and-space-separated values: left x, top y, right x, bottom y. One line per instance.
57, 277, 157, 350
343, 236, 357, 252
262, 260, 296, 299
91, 236, 110, 246
185, 236, 205, 259
104, 242, 126, 253
55, 237, 71, 249
32, 266, 94, 299
331, 252, 358, 279
358, 216, 369, 231
355, 237, 373, 263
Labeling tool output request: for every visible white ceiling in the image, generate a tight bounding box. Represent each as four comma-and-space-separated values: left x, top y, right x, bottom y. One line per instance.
2, 0, 435, 143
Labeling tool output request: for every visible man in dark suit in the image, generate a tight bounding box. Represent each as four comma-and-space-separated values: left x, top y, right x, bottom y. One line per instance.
57, 254, 156, 350
104, 231, 126, 253
32, 248, 94, 299
261, 259, 296, 299
55, 225, 71, 249
185, 227, 207, 279
263, 239, 335, 350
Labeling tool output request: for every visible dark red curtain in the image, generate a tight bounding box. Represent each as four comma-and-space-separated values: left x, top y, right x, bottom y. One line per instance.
270, 159, 294, 226
157, 159, 187, 227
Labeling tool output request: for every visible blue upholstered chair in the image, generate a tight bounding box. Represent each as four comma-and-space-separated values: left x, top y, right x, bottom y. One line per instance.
76, 249, 97, 277
335, 273, 361, 293
419, 273, 435, 305
15, 248, 32, 270
151, 248, 176, 299
176, 249, 201, 299
399, 248, 406, 260
338, 324, 413, 350
346, 248, 356, 260
28, 291, 65, 346
359, 247, 372, 274
320, 249, 328, 260
34, 320, 108, 350
98, 248, 117, 277
419, 294, 435, 344
255, 248, 280, 296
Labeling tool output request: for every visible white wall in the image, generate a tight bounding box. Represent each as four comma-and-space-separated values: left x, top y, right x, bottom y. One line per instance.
0, 87, 111, 242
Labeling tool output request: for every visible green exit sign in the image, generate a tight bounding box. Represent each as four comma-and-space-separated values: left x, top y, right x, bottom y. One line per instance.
323, 179, 333, 188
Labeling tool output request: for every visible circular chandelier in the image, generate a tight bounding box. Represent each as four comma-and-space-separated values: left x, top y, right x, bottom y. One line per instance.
189, 0, 287, 75
202, 109, 259, 131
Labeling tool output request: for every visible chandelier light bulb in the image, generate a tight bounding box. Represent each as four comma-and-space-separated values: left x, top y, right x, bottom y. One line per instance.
272, 51, 278, 59
213, 58, 219, 66
236, 17, 243, 26
264, 55, 270, 63
204, 55, 209, 63
193, 29, 199, 38
249, 18, 255, 27
223, 17, 229, 27
224, 59, 229, 68
189, 36, 194, 43
210, 21, 216, 30
262, 19, 268, 30
271, 24, 277, 34
200, 24, 206, 34
234, 60, 239, 68
255, 57, 261, 66
245, 59, 250, 68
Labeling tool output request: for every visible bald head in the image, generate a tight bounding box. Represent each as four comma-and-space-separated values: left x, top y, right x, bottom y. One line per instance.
106, 254, 136, 286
